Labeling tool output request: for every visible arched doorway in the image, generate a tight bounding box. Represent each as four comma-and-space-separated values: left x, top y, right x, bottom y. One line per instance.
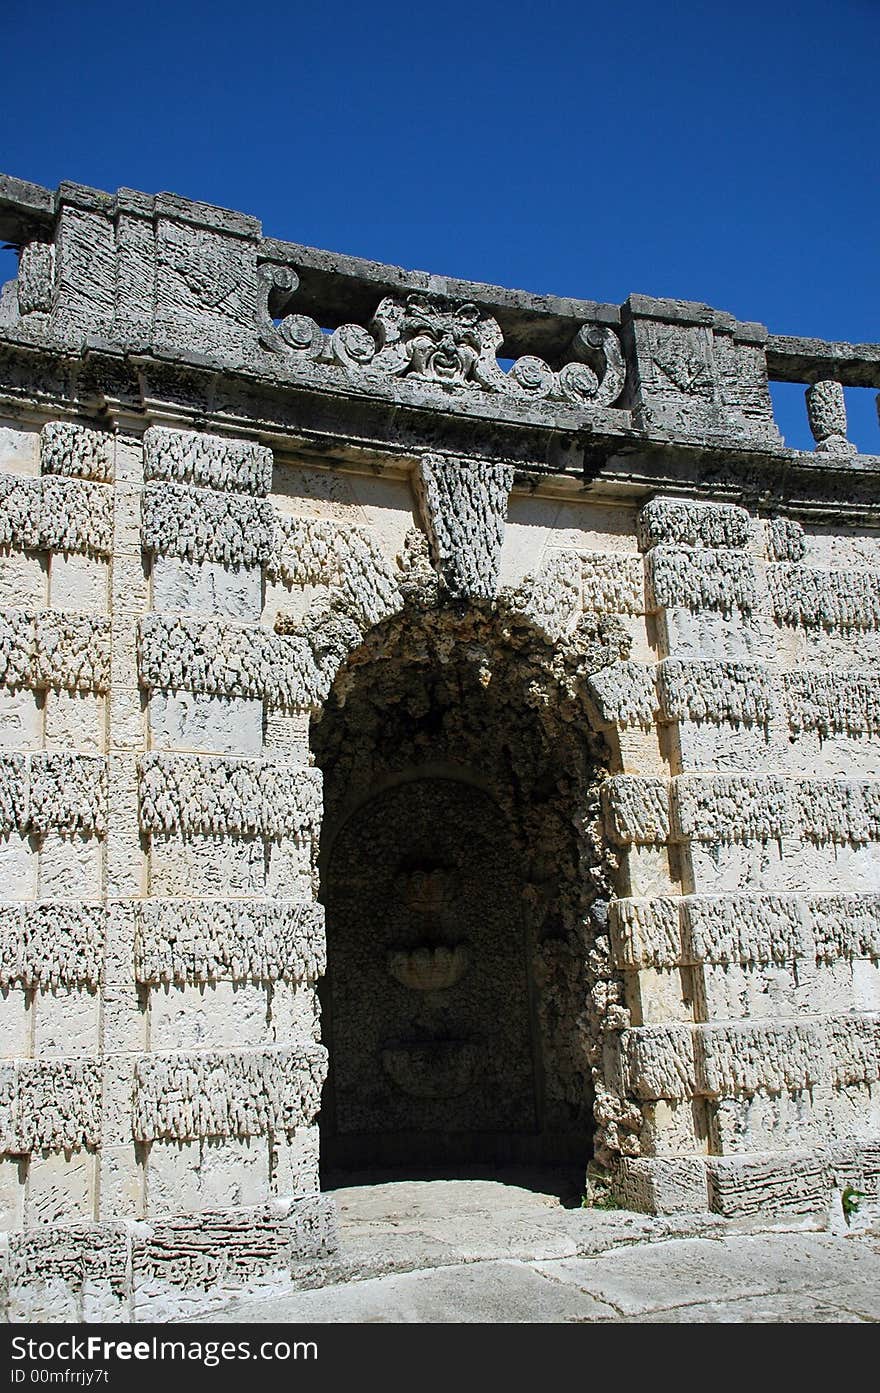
311, 597, 618, 1179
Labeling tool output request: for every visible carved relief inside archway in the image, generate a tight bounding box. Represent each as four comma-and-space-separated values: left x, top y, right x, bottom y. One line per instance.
311, 596, 623, 1173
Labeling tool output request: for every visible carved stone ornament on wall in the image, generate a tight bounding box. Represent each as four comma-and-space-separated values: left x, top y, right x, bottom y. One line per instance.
257, 266, 625, 409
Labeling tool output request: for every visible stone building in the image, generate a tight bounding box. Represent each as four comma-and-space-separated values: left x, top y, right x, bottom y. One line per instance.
0, 172, 877, 1319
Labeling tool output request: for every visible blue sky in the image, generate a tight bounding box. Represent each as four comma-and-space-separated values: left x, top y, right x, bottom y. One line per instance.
2, 0, 878, 450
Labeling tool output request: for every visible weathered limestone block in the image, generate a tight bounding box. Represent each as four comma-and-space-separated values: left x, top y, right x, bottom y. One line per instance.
0, 611, 110, 693
608, 897, 682, 969
603, 775, 670, 845
16, 238, 56, 317
0, 753, 107, 836
151, 556, 262, 620
7, 1225, 128, 1323
143, 425, 272, 496
520, 551, 580, 639
130, 1195, 337, 1310
30, 754, 107, 837
147, 692, 261, 758
270, 515, 401, 630
140, 482, 274, 568
0, 901, 104, 988
134, 898, 325, 984
132, 1044, 328, 1142
696, 1021, 824, 1098
765, 517, 806, 563
610, 1157, 709, 1214
768, 564, 880, 630
580, 552, 645, 614
809, 894, 880, 961
658, 658, 774, 726
706, 1151, 832, 1216
413, 454, 514, 600
621, 1024, 697, 1101
646, 545, 756, 614
783, 670, 880, 736
11, 1060, 101, 1152
0, 476, 113, 556
826, 1014, 880, 1087
681, 894, 809, 965
637, 497, 750, 551
797, 778, 880, 844
40, 422, 113, 483
672, 774, 794, 843
139, 611, 362, 712
587, 661, 658, 727
137, 754, 321, 839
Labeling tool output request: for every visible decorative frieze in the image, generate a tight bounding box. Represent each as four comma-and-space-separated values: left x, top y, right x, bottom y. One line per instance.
646, 545, 756, 614
137, 753, 321, 839
637, 498, 750, 551
134, 897, 325, 984
672, 774, 793, 843
768, 564, 880, 631
0, 611, 110, 693
143, 425, 273, 497
0, 475, 113, 556
783, 670, 880, 736
0, 901, 104, 988
602, 775, 670, 845
0, 752, 107, 836
659, 658, 774, 726
141, 482, 274, 568
132, 1045, 327, 1142
0, 1059, 102, 1154
40, 422, 113, 483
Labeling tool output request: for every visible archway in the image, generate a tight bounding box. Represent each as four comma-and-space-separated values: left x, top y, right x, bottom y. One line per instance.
311, 594, 620, 1181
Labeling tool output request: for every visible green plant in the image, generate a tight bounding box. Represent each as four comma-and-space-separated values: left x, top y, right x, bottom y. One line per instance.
841, 1184, 865, 1224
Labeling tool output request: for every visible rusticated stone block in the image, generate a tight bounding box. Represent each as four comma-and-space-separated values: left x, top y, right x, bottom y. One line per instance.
134, 897, 325, 984
637, 497, 750, 551
40, 422, 113, 483
270, 515, 401, 629
0, 611, 111, 694
646, 545, 756, 614
621, 1024, 697, 1101
609, 897, 682, 969
603, 775, 670, 845
413, 454, 514, 600
672, 774, 794, 843
7, 1224, 128, 1323
681, 894, 809, 966
783, 670, 880, 737
137, 753, 321, 839
143, 425, 273, 496
695, 1021, 824, 1098
765, 517, 806, 562
141, 482, 274, 568
768, 563, 880, 631
580, 552, 644, 614
658, 658, 774, 726
706, 1151, 832, 1217
810, 894, 880, 962
13, 1059, 102, 1152
0, 752, 107, 836
588, 661, 658, 728
0, 475, 113, 556
0, 901, 104, 988
132, 1045, 327, 1142
611, 1156, 709, 1214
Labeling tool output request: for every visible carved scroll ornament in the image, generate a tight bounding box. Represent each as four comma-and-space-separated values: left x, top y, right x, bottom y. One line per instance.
258, 266, 625, 409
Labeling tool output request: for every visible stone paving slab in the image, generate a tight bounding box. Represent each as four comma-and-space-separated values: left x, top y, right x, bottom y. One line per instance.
192, 1178, 880, 1324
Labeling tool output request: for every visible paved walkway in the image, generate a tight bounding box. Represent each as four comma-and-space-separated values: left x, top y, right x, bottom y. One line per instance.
198, 1173, 880, 1323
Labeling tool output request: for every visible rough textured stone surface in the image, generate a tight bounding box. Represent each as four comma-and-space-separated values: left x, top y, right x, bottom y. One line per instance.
143, 425, 272, 496
134, 898, 325, 984
2, 173, 880, 1309
0, 475, 113, 555
40, 421, 113, 483
132, 1045, 327, 1141
137, 754, 321, 839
